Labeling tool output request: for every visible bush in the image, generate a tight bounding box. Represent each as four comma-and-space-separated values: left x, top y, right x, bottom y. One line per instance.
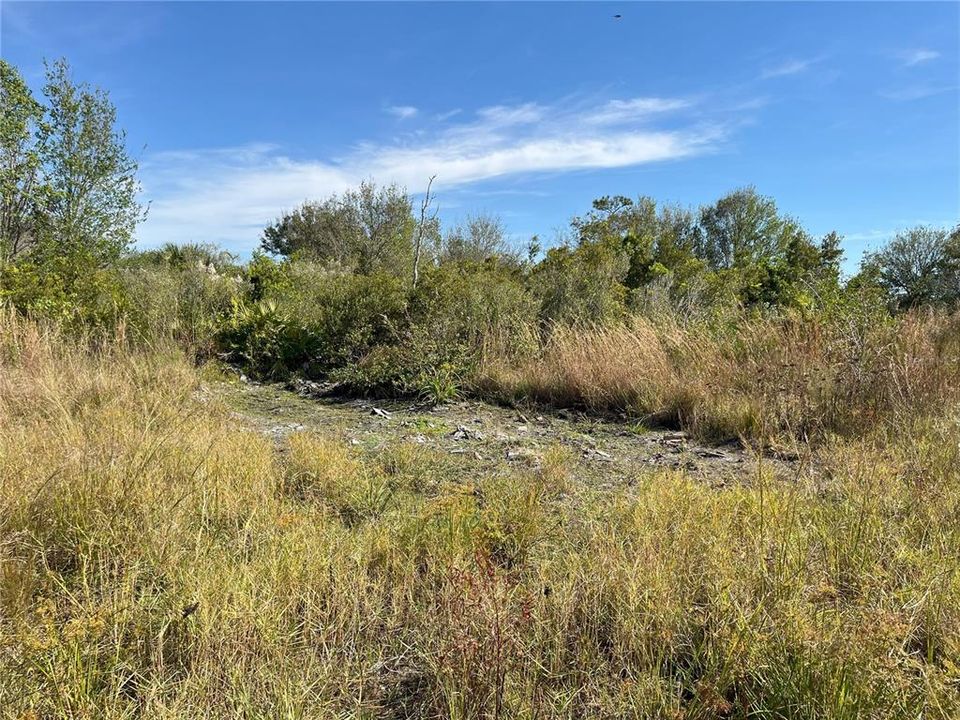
532, 239, 629, 326
2, 243, 245, 354
0, 254, 126, 330
218, 266, 407, 379
119, 261, 243, 356
334, 261, 537, 400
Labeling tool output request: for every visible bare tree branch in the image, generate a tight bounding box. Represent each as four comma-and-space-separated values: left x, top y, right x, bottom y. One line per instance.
412, 174, 437, 289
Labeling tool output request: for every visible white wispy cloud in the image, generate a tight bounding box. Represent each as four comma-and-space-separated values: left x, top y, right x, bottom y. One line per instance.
136, 95, 728, 251
846, 220, 957, 246
583, 97, 693, 125
386, 105, 418, 119
436, 108, 462, 122
139, 147, 354, 250
761, 58, 815, 79
475, 103, 545, 126
843, 228, 896, 244
879, 85, 955, 101
900, 49, 940, 67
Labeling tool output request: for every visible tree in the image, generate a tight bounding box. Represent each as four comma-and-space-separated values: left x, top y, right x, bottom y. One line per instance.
694, 187, 846, 309
562, 188, 847, 311
412, 175, 437, 288
33, 59, 145, 266
0, 60, 44, 264
343, 181, 418, 274
865, 226, 960, 309
261, 199, 354, 263
532, 234, 629, 326
735, 229, 842, 310
697, 187, 799, 270
441, 212, 511, 264
260, 180, 421, 277
571, 195, 705, 300
575, 196, 655, 290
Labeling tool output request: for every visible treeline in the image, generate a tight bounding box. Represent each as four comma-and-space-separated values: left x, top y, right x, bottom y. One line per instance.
258, 180, 959, 318
2, 59, 959, 436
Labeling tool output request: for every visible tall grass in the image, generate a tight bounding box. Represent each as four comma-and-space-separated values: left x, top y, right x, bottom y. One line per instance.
482, 310, 960, 444
2, 312, 959, 718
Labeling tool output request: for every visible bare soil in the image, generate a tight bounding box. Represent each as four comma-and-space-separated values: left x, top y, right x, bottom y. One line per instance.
207, 375, 802, 489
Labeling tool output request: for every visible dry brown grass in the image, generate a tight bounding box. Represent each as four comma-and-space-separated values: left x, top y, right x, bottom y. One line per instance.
482, 318, 674, 416
481, 310, 960, 445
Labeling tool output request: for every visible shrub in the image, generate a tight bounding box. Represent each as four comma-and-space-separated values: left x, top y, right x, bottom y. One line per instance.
119, 260, 243, 356
334, 261, 537, 399
532, 239, 629, 326
0, 254, 125, 330
218, 266, 407, 379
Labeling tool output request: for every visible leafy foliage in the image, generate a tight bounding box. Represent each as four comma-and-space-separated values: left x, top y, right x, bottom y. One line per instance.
260, 180, 429, 278
862, 225, 960, 310
1, 57, 957, 420
0, 60, 44, 263
1, 59, 145, 325
32, 59, 144, 266
0, 254, 125, 329
336, 260, 537, 398
441, 212, 515, 264
219, 267, 407, 379
119, 246, 244, 354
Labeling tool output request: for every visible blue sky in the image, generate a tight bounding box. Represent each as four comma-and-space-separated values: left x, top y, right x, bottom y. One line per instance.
2, 1, 958, 273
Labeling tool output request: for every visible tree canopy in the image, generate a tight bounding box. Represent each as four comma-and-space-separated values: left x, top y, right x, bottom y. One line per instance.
863, 226, 960, 310
0, 59, 144, 268
260, 180, 428, 277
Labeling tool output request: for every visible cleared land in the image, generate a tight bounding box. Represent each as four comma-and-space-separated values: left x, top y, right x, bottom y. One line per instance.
218, 375, 799, 489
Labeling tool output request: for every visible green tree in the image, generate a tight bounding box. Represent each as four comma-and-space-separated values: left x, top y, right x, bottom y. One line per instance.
0, 60, 44, 264
734, 230, 840, 310
696, 188, 843, 309
577, 196, 656, 290
261, 200, 353, 263
441, 212, 512, 264
697, 187, 800, 270
33, 59, 144, 266
260, 180, 421, 277
532, 235, 628, 326
864, 225, 959, 309
571, 195, 706, 305
818, 230, 844, 278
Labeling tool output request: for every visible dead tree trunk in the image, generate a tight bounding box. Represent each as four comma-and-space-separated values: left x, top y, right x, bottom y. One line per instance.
412, 175, 437, 289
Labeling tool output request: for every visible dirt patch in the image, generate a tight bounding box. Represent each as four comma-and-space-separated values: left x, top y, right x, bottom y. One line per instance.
206, 375, 802, 488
